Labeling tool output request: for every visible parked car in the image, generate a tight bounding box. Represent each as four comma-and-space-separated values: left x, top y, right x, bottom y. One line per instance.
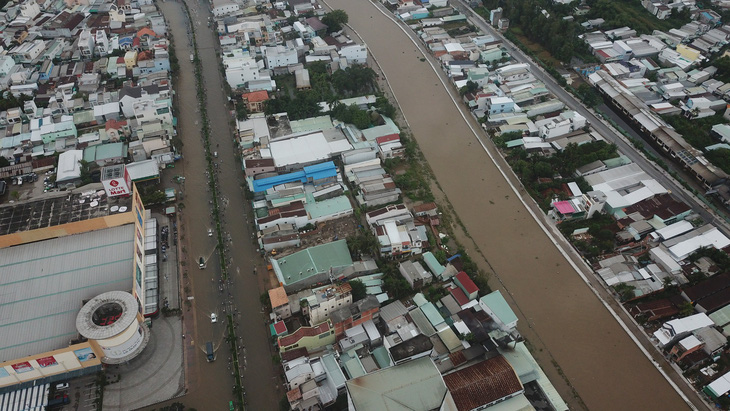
210, 313, 218, 323
208, 228, 213, 237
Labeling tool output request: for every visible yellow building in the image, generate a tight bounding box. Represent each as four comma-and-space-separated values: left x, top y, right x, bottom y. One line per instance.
676, 44, 701, 62
124, 50, 138, 69
278, 320, 335, 353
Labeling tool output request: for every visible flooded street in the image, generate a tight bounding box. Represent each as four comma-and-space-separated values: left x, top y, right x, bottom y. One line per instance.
149, 0, 280, 410
325, 0, 689, 410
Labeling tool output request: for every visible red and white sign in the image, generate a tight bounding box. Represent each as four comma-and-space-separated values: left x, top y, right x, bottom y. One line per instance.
102, 167, 132, 197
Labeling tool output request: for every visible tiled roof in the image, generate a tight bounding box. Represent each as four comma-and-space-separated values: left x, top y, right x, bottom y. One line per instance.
450, 286, 469, 306
286, 387, 302, 402
443, 356, 523, 411
449, 350, 467, 367
456, 271, 479, 294
278, 321, 331, 347
243, 90, 269, 103
280, 347, 308, 362
413, 202, 437, 213
269, 286, 289, 308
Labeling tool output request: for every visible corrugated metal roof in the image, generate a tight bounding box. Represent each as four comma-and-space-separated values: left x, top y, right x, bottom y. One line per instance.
346, 357, 446, 411
0, 225, 134, 360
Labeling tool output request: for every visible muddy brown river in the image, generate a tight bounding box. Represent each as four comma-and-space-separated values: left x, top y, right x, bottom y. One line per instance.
324, 0, 690, 410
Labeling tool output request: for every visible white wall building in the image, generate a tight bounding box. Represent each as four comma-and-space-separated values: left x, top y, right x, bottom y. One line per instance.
19, 0, 41, 18
264, 45, 298, 69
78, 30, 95, 58
211, 0, 240, 17
223, 50, 263, 89
338, 44, 368, 65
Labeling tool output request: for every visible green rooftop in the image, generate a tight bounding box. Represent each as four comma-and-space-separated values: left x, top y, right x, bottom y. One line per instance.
480, 290, 518, 329
710, 304, 730, 328
420, 302, 445, 328
304, 196, 353, 220
372, 346, 392, 369
271, 239, 353, 286
346, 357, 447, 410
289, 115, 333, 134
422, 252, 445, 277
83, 142, 126, 162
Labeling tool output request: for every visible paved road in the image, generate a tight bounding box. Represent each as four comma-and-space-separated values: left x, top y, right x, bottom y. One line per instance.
325, 0, 702, 409
452, 1, 727, 233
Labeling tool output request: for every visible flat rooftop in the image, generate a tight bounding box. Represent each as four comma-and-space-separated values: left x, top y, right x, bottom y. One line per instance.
0, 188, 132, 236
0, 224, 135, 361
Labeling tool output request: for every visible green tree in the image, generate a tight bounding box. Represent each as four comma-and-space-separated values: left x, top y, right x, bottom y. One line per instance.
576, 83, 601, 108
349, 279, 367, 301
374, 95, 396, 118
347, 230, 380, 259
236, 103, 248, 121
322, 10, 349, 33
332, 65, 376, 95
459, 80, 480, 96
679, 302, 695, 317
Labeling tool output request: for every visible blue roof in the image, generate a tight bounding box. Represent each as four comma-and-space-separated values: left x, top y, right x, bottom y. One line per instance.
252, 161, 337, 192
303, 161, 338, 181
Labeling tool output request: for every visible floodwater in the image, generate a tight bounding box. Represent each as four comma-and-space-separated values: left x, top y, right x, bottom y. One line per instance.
148, 0, 281, 410
325, 0, 689, 410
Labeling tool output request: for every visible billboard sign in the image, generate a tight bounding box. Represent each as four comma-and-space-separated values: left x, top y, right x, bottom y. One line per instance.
102, 176, 131, 197
11, 362, 33, 374
74, 347, 97, 363
36, 356, 57, 368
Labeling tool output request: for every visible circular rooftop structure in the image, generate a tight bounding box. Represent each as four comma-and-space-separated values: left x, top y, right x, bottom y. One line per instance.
76, 291, 149, 364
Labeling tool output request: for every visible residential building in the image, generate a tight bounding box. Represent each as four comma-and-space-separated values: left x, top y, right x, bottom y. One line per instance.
264, 45, 298, 69
330, 295, 380, 338
338, 44, 368, 65
303, 283, 353, 326
487, 96, 515, 114
242, 90, 269, 113
654, 313, 714, 347
480, 290, 518, 332
454, 271, 479, 301
398, 260, 433, 289
211, 0, 240, 17
278, 320, 335, 353
269, 286, 292, 320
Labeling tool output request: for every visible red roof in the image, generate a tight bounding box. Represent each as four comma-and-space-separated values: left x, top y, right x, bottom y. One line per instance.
413, 202, 437, 214
450, 286, 469, 306
376, 133, 400, 145
443, 356, 523, 411
286, 387, 302, 402
273, 321, 287, 335
278, 321, 331, 347
242, 90, 269, 103
132, 37, 141, 47
136, 27, 157, 38
553, 200, 576, 215
456, 271, 479, 295
105, 119, 127, 130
